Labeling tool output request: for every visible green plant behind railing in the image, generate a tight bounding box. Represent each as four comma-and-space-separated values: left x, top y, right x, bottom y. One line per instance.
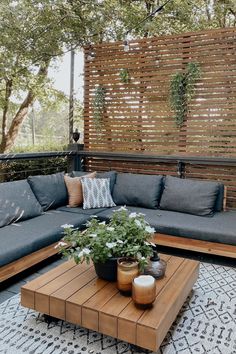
92, 85, 106, 128
170, 62, 201, 128
119, 68, 130, 84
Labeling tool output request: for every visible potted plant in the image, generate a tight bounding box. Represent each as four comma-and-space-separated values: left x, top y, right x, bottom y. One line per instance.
58, 207, 155, 281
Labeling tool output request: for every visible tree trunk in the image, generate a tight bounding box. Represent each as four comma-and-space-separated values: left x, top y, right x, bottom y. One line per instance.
0, 61, 50, 153
1, 79, 13, 151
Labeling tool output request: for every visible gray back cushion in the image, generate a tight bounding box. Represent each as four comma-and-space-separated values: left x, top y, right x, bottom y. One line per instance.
112, 173, 163, 209
215, 184, 224, 212
28, 172, 67, 211
72, 171, 117, 193
160, 176, 221, 216
96, 171, 117, 193
71, 171, 90, 177
0, 179, 42, 227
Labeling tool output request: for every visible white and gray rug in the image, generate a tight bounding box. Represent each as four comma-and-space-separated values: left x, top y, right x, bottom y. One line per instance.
0, 262, 235, 354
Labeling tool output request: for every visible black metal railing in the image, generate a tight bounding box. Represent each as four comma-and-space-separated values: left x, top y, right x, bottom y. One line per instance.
1, 149, 236, 208
76, 150, 236, 176
1, 149, 236, 180
0, 151, 77, 181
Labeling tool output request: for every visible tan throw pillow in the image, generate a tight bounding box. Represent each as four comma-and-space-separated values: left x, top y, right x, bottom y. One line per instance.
64, 172, 96, 207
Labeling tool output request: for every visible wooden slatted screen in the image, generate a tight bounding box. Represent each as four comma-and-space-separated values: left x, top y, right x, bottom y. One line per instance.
83, 27, 236, 209
84, 27, 236, 156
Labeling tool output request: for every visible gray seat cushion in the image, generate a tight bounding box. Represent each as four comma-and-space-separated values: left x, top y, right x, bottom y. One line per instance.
0, 210, 90, 267
112, 173, 163, 209
96, 206, 236, 246
0, 179, 42, 228
57, 206, 107, 215
160, 176, 221, 216
28, 172, 68, 211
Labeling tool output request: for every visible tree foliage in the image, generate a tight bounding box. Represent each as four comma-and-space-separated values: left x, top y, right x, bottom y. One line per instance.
0, 0, 236, 152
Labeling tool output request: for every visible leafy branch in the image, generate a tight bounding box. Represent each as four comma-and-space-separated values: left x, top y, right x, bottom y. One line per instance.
92, 85, 106, 128
170, 62, 201, 128
119, 68, 130, 84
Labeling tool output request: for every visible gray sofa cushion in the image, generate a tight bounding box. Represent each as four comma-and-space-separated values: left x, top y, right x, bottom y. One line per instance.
96, 206, 236, 246
57, 206, 107, 215
71, 171, 90, 177
215, 184, 224, 212
112, 173, 163, 209
160, 176, 220, 216
0, 179, 42, 228
72, 171, 117, 193
96, 171, 117, 193
0, 210, 90, 267
28, 172, 68, 211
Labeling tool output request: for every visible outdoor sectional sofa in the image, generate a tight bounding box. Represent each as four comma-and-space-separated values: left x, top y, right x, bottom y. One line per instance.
0, 170, 236, 282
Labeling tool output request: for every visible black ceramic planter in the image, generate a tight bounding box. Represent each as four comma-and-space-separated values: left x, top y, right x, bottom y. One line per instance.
94, 258, 117, 281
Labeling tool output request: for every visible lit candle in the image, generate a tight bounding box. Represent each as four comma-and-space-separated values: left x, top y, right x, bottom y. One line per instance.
132, 275, 156, 306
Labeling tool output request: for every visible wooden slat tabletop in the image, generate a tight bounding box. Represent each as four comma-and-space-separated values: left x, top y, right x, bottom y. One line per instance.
21, 255, 199, 351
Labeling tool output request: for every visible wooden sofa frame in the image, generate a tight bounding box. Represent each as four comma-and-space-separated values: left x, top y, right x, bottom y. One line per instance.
1, 235, 235, 283
0, 242, 59, 283
153, 234, 236, 259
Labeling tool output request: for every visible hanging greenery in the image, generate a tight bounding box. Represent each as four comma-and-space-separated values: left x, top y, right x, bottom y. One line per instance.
92, 85, 106, 128
170, 62, 201, 128
119, 68, 130, 84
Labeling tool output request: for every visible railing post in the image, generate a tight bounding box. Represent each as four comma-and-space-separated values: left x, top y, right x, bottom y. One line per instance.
67, 143, 84, 173
177, 161, 185, 178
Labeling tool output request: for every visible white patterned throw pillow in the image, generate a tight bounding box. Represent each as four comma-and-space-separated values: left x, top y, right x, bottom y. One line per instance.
81, 178, 116, 209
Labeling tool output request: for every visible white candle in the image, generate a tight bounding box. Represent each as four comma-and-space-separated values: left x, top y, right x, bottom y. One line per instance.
134, 275, 155, 287
132, 275, 156, 306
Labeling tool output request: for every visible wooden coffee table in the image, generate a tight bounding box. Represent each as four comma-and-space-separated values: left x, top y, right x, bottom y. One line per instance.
21, 255, 199, 351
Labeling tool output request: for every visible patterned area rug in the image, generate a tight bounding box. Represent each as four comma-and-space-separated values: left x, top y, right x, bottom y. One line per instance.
0, 262, 235, 354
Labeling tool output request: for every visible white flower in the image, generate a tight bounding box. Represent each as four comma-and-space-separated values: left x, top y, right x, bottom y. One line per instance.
54, 241, 67, 249
145, 226, 155, 234
107, 226, 115, 232
99, 221, 106, 225
138, 212, 146, 216
61, 224, 74, 229
141, 256, 146, 260
106, 242, 117, 249
117, 240, 123, 244
118, 206, 127, 211
90, 233, 97, 238
129, 212, 138, 218
134, 219, 142, 228
78, 248, 91, 257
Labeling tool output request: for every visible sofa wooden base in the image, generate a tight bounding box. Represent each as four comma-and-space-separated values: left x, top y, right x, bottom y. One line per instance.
1, 233, 235, 283
153, 233, 236, 259
0, 243, 60, 283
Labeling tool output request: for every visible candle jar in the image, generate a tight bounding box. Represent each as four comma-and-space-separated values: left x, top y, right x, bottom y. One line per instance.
132, 275, 156, 307
117, 257, 139, 294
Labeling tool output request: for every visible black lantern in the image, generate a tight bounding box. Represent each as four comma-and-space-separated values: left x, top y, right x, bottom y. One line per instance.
72, 129, 80, 143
